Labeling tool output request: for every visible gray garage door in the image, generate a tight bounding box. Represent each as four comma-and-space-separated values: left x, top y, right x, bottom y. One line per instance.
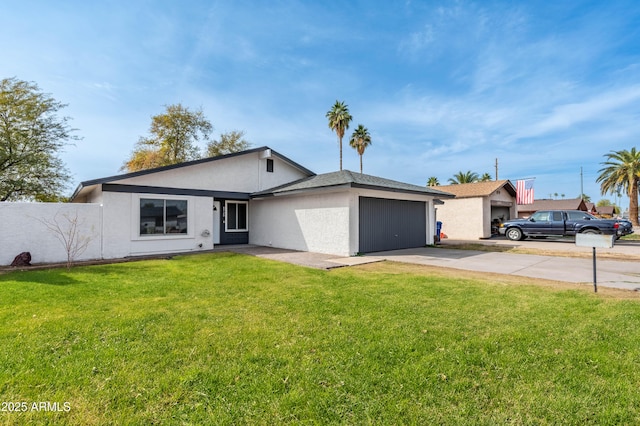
359, 197, 426, 253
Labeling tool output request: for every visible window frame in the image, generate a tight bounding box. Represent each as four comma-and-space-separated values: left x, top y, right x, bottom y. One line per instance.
136, 195, 191, 238
266, 158, 274, 173
225, 200, 249, 232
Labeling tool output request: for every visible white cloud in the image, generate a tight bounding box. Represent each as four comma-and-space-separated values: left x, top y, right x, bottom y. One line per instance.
518, 85, 640, 139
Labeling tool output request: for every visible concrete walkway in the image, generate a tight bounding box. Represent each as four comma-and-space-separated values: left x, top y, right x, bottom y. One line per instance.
220, 244, 640, 292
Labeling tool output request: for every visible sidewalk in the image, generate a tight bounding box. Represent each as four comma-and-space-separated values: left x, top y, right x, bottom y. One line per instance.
362, 246, 640, 291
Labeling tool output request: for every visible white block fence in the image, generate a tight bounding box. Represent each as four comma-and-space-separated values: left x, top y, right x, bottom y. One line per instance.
0, 203, 102, 266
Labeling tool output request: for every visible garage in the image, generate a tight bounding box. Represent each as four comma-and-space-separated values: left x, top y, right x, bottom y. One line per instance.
359, 196, 426, 253
433, 180, 517, 240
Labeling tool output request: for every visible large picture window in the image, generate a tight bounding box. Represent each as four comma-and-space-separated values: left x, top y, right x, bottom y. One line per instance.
225, 201, 248, 232
140, 198, 188, 235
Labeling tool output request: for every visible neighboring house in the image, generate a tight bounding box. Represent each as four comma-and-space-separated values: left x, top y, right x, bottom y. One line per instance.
434, 180, 517, 240
595, 205, 616, 218
517, 198, 587, 218
68, 146, 454, 259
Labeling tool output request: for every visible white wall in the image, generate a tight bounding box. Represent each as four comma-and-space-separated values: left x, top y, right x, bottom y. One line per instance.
101, 192, 214, 259
250, 190, 352, 256
436, 197, 485, 240
0, 192, 216, 266
0, 203, 102, 265
114, 151, 308, 193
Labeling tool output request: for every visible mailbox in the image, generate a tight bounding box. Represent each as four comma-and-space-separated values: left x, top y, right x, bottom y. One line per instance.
575, 233, 615, 249
575, 233, 615, 292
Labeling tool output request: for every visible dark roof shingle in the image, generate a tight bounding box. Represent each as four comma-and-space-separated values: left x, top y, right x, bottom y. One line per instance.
435, 180, 516, 198
518, 198, 587, 211
252, 170, 455, 198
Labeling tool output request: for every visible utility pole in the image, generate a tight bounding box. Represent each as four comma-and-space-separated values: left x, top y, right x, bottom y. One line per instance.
495, 158, 498, 181
580, 167, 584, 200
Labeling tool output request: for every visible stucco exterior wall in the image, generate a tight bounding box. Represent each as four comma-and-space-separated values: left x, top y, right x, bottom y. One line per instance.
482, 197, 492, 238
436, 197, 485, 240
251, 188, 437, 257
0, 203, 102, 265
250, 190, 352, 256
101, 192, 214, 259
114, 152, 307, 193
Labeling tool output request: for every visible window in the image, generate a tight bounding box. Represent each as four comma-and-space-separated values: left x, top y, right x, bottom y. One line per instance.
567, 211, 595, 220
530, 211, 550, 221
140, 198, 188, 235
225, 201, 248, 231
266, 158, 274, 173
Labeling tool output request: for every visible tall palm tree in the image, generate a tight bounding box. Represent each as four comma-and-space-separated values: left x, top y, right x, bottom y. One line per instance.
448, 171, 479, 184
480, 173, 492, 182
326, 101, 352, 170
597, 147, 640, 226
426, 176, 440, 186
349, 124, 372, 174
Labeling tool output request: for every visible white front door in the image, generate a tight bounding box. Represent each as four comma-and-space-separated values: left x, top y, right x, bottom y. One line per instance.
213, 201, 221, 244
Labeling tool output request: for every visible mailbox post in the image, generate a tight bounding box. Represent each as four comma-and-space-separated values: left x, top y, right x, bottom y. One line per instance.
575, 233, 615, 293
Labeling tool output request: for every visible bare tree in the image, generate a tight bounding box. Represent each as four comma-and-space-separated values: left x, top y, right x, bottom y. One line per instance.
38, 211, 95, 269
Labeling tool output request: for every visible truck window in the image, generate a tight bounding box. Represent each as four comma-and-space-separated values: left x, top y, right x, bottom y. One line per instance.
531, 211, 550, 221
567, 211, 593, 220
552, 211, 563, 221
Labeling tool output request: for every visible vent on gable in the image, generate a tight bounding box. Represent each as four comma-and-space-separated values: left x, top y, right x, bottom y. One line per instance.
260, 149, 272, 159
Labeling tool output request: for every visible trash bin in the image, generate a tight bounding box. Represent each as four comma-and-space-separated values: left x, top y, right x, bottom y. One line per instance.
436, 221, 443, 242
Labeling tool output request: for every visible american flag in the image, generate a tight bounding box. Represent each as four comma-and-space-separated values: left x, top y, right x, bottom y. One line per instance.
516, 179, 535, 204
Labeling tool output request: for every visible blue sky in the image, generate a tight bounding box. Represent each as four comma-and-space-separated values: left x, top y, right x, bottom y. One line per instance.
3, 0, 640, 209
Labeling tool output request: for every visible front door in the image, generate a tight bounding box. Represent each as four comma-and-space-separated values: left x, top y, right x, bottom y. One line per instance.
213, 201, 221, 244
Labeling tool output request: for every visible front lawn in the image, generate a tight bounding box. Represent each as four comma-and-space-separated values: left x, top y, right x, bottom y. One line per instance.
1, 253, 639, 424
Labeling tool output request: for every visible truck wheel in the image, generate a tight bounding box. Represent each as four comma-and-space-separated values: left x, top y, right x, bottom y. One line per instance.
506, 228, 523, 241
581, 229, 600, 235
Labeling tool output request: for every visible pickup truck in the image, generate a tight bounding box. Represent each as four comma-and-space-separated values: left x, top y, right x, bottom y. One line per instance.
498, 210, 634, 241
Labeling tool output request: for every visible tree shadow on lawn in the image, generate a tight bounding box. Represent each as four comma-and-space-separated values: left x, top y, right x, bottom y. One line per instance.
0, 269, 83, 286
0, 257, 176, 286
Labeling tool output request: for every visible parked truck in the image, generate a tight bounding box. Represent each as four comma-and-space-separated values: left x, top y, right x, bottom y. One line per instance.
498, 210, 634, 241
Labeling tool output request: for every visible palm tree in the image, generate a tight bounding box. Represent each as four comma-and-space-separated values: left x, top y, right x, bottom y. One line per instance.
326, 101, 353, 171
597, 147, 640, 226
579, 193, 592, 203
480, 173, 492, 182
448, 171, 479, 184
349, 124, 372, 174
426, 177, 440, 186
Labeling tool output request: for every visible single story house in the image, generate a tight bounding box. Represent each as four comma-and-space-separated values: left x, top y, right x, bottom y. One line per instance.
70, 146, 454, 258
584, 203, 616, 218
434, 180, 517, 239
517, 198, 588, 218
594, 205, 616, 218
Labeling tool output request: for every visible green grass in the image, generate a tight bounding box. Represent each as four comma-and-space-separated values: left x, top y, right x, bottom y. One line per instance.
621, 232, 640, 241
1, 253, 640, 425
